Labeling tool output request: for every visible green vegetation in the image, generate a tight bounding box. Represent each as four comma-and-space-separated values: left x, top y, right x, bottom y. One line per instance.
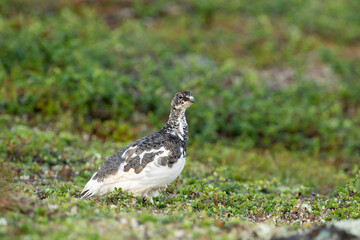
1, 0, 360, 239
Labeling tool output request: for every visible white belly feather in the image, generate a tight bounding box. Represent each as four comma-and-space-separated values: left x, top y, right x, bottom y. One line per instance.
82, 148, 186, 198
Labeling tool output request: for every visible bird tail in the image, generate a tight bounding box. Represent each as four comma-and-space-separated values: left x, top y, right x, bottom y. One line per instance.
78, 172, 102, 199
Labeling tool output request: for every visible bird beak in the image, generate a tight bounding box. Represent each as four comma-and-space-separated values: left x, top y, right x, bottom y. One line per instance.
189, 96, 195, 103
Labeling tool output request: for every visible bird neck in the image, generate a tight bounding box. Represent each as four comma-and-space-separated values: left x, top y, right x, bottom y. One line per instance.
165, 107, 188, 140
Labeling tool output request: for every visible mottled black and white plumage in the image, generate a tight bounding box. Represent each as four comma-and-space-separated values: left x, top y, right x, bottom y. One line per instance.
79, 91, 195, 202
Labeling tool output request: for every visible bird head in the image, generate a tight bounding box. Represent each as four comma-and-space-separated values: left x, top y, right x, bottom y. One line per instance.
171, 91, 195, 110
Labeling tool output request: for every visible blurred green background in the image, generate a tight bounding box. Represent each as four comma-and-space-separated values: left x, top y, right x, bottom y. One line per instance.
1, 1, 360, 238
2, 0, 360, 184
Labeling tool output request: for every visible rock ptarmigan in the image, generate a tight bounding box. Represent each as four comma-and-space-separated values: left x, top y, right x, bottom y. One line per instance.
79, 91, 195, 202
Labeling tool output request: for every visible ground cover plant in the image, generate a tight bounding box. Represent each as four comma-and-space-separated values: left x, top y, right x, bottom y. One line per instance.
1, 0, 360, 239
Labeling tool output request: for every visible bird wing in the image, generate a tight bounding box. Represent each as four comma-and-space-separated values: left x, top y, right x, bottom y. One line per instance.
79, 139, 180, 198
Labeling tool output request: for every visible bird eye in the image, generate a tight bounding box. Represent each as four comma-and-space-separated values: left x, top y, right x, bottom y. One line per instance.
178, 94, 183, 99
